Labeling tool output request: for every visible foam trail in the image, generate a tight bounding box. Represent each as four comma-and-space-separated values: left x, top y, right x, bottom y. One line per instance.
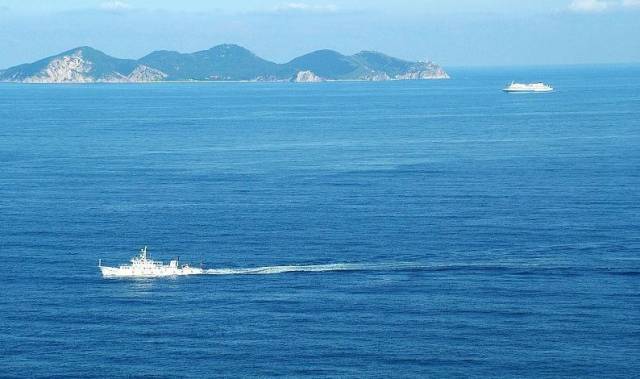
200, 261, 573, 276
204, 262, 417, 275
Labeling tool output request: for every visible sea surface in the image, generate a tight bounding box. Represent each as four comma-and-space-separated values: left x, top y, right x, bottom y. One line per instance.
1, 65, 639, 378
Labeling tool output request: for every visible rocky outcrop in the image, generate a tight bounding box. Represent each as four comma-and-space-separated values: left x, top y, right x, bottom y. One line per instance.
126, 65, 167, 82
23, 52, 94, 83
293, 70, 324, 83
94, 65, 167, 83
395, 62, 450, 80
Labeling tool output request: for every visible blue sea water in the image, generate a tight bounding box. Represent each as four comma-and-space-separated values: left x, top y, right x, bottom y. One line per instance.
1, 65, 639, 378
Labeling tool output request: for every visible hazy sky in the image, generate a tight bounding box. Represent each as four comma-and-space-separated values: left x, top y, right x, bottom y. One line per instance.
0, 0, 638, 68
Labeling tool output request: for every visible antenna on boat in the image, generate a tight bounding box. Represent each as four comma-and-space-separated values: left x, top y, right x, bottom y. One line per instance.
140, 245, 148, 260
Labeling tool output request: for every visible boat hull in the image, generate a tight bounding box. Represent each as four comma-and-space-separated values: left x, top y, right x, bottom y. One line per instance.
503, 82, 554, 92
503, 88, 553, 93
99, 265, 204, 278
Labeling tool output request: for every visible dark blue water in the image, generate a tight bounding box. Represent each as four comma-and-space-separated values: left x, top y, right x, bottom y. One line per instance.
1, 66, 639, 378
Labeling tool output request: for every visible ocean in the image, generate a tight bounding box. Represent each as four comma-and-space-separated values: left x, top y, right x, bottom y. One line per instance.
1, 65, 639, 377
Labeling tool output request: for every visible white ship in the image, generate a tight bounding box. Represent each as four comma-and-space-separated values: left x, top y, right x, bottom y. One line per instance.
503, 82, 553, 92
99, 246, 204, 278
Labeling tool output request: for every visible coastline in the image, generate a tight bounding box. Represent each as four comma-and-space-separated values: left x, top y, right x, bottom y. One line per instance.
0, 76, 451, 85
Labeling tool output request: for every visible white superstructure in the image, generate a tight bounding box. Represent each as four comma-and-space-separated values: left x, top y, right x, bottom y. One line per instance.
503, 82, 553, 92
99, 246, 203, 278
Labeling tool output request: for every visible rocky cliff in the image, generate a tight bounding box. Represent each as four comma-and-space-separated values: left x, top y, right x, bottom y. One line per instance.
293, 71, 324, 83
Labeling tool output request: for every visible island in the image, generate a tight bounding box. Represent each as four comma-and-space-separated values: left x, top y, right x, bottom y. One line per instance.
0, 44, 449, 84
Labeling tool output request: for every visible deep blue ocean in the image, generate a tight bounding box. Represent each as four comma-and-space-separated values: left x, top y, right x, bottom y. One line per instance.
1, 65, 639, 378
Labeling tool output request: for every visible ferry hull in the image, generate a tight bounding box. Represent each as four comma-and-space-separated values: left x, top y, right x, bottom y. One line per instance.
503, 88, 553, 93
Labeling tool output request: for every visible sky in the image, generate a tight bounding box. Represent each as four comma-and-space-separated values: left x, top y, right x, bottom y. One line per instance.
0, 0, 638, 68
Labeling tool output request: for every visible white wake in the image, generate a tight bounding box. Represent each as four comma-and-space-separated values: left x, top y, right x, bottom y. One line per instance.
203, 262, 417, 275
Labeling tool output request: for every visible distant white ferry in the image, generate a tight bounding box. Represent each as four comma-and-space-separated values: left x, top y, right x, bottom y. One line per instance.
503, 82, 553, 93
99, 246, 203, 278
